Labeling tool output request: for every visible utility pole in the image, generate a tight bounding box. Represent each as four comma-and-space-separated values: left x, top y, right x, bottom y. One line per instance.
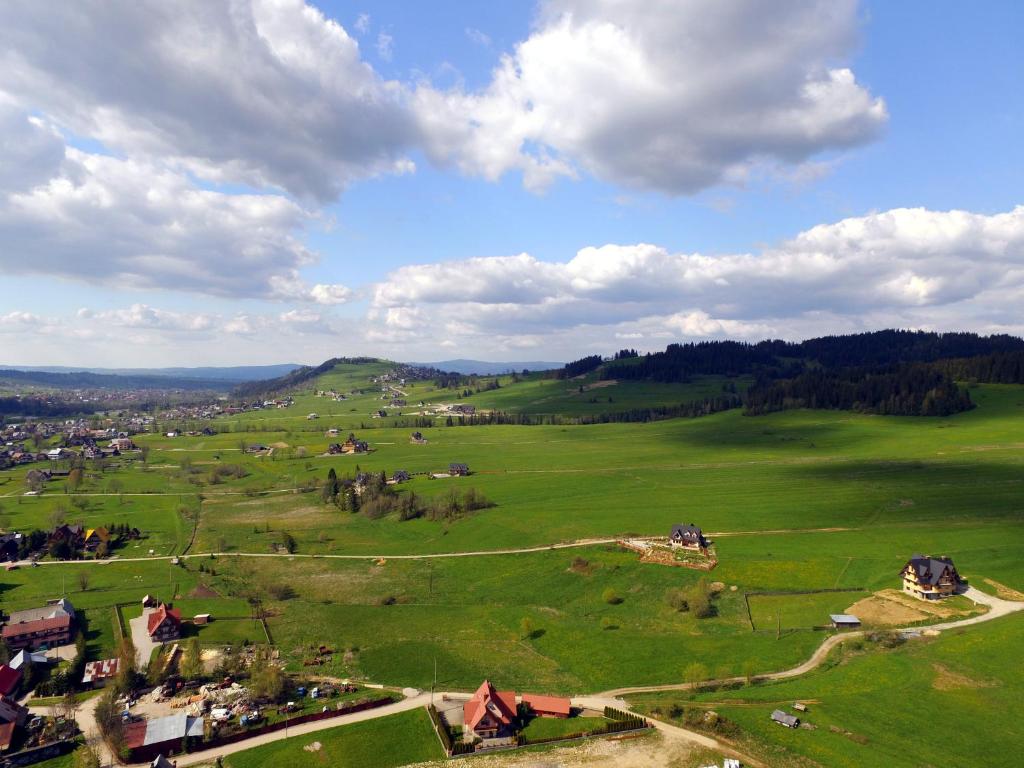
776, 612, 781, 640
431, 655, 437, 706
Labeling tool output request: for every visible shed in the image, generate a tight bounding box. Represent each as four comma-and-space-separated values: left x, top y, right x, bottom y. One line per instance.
771, 709, 800, 728
193, 614, 211, 625
830, 614, 861, 629
792, 702, 808, 712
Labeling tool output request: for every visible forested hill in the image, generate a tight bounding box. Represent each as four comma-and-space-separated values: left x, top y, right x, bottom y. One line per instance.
587, 330, 1024, 417
0, 368, 229, 391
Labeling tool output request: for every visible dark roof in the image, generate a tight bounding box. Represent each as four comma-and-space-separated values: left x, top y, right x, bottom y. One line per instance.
671, 523, 706, 542
771, 709, 799, 726
450, 462, 469, 470
903, 554, 961, 586
0, 665, 21, 696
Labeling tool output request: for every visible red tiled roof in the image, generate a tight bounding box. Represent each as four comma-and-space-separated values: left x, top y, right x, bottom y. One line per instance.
464, 680, 516, 731
1, 615, 70, 639
0, 666, 20, 697
522, 693, 571, 716
147, 605, 182, 636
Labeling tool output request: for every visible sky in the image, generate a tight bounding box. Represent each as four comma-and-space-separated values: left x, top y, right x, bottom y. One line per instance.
0, 0, 1022, 367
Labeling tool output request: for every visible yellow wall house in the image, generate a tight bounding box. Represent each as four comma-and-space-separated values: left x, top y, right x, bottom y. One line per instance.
901, 554, 963, 600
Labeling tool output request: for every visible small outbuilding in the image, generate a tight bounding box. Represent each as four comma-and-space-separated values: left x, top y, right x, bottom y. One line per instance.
771, 709, 800, 728
830, 614, 861, 629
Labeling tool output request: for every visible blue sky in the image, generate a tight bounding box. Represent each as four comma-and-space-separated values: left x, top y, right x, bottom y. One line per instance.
0, 0, 1022, 366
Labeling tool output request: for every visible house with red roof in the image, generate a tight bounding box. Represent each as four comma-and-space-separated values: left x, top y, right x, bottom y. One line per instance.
463, 680, 518, 739
146, 604, 181, 642
521, 693, 572, 719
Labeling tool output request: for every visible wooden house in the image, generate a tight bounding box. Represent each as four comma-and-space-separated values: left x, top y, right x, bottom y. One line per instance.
449, 462, 470, 476
900, 554, 963, 600
463, 680, 517, 739
146, 604, 182, 642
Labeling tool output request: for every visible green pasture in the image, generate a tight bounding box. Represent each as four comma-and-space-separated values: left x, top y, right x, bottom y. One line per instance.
520, 714, 609, 741
629, 612, 1024, 768
223, 708, 444, 768
745, 591, 870, 631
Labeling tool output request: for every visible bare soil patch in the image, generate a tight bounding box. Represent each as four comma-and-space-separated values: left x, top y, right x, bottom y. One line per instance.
931, 663, 999, 691
983, 578, 1024, 601
586, 380, 618, 390
845, 589, 977, 627
189, 584, 221, 599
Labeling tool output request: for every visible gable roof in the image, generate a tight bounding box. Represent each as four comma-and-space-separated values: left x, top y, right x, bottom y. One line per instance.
903, 554, 961, 586
671, 523, 706, 542
2, 614, 71, 640
147, 604, 181, 636
464, 680, 516, 731
521, 693, 571, 716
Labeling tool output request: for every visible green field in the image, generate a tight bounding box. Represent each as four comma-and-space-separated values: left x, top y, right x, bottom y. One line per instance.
746, 591, 870, 631
520, 714, 609, 741
223, 708, 444, 768
3, 364, 1024, 758
628, 612, 1024, 767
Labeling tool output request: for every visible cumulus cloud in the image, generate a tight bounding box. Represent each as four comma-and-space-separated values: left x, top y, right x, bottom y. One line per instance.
371, 205, 1024, 347
0, 0, 416, 202
0, 104, 351, 303
415, 0, 886, 193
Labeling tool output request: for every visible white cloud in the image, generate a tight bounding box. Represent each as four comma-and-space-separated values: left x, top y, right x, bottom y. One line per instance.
376, 32, 394, 61
0, 0, 416, 202
354, 12, 371, 34
370, 205, 1024, 348
415, 0, 886, 194
0, 104, 351, 304
465, 27, 492, 47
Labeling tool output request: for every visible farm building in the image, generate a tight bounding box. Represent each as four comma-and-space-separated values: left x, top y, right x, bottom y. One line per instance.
830, 614, 861, 629
392, 470, 411, 483
449, 462, 470, 476
670, 523, 708, 551
124, 713, 204, 762
464, 680, 517, 739
521, 693, 571, 719
901, 554, 964, 600
410, 431, 427, 444
146, 604, 182, 642
771, 709, 800, 728
341, 435, 369, 454
82, 658, 119, 687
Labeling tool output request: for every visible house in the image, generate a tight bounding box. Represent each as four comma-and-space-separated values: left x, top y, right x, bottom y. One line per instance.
123, 713, 204, 762
0, 666, 21, 698
449, 462, 470, 476
392, 470, 411, 484
450, 404, 476, 415
670, 523, 708, 551
8, 650, 47, 673
373, 409, 388, 419
146, 604, 182, 642
2, 615, 73, 650
341, 435, 368, 454
410, 431, 427, 444
521, 693, 571, 719
3, 599, 76, 650
771, 709, 800, 728
901, 554, 964, 600
45, 448, 71, 461
83, 527, 111, 552
830, 614, 861, 629
325, 428, 340, 438
306, 413, 319, 420
463, 680, 517, 739
49, 524, 84, 549
142, 594, 157, 608
244, 444, 268, 454
0, 695, 28, 726
110, 437, 135, 451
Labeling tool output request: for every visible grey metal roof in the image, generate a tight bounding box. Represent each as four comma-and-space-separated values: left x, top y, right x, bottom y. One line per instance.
143, 714, 195, 745
771, 709, 799, 726
830, 614, 860, 624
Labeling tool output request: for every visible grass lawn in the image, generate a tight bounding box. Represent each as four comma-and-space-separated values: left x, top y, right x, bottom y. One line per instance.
223, 708, 444, 768
746, 590, 870, 631
628, 612, 1024, 768
520, 715, 609, 741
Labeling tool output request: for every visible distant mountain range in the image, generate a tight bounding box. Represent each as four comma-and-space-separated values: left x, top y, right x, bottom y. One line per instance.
410, 359, 564, 375
4, 364, 302, 382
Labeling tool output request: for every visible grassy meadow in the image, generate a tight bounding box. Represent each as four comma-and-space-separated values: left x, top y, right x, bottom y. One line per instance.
628, 612, 1024, 767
